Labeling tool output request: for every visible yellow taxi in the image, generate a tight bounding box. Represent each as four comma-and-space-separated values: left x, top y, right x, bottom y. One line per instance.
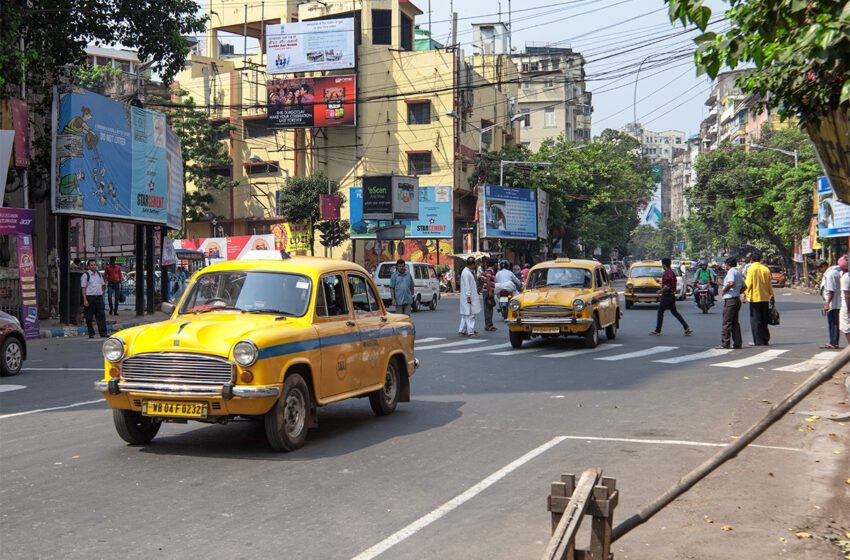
624, 261, 664, 309
506, 258, 620, 349
95, 256, 417, 452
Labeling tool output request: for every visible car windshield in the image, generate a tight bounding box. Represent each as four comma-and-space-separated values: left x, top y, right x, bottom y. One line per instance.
178, 271, 312, 317
769, 266, 782, 273
630, 266, 664, 278
527, 267, 593, 289
377, 264, 395, 279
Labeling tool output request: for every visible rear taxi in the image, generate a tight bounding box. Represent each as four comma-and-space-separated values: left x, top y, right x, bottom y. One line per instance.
506, 259, 620, 349
95, 256, 417, 452
624, 261, 664, 309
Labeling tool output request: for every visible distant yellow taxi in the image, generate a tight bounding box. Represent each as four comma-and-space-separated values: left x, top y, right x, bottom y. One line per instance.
624, 261, 664, 309
95, 256, 417, 452
506, 258, 620, 349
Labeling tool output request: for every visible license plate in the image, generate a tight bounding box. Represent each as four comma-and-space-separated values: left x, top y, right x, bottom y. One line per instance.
532, 326, 561, 334
143, 400, 207, 418
499, 297, 509, 303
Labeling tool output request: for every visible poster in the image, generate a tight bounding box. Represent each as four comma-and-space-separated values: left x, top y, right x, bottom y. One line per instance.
271, 223, 311, 253
816, 175, 850, 238
482, 184, 537, 240
537, 188, 549, 240
362, 239, 453, 275
350, 186, 452, 239
161, 237, 177, 266
165, 129, 184, 230
266, 18, 355, 74
16, 236, 39, 339
267, 75, 356, 128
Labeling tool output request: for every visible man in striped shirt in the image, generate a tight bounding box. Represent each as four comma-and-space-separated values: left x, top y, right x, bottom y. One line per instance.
481, 258, 497, 332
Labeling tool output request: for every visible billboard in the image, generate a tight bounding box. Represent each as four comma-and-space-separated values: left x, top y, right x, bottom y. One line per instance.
481, 185, 537, 240
266, 18, 355, 74
267, 75, 356, 128
350, 186, 452, 239
53, 88, 183, 227
537, 188, 549, 240
640, 184, 662, 227
361, 175, 419, 220
816, 175, 850, 238
165, 129, 184, 230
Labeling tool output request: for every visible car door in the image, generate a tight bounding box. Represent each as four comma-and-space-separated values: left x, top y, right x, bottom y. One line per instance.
313, 273, 362, 399
425, 265, 438, 302
347, 272, 389, 389
595, 267, 613, 326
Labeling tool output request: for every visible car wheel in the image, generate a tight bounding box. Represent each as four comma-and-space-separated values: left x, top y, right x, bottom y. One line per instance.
605, 317, 617, 340
264, 373, 311, 452
113, 409, 161, 445
369, 359, 400, 416
509, 330, 524, 349
429, 294, 438, 310
583, 316, 599, 348
412, 295, 421, 312
1, 337, 24, 376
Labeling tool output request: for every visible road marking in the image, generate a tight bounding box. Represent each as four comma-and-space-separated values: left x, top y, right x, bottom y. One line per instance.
595, 346, 678, 361
711, 349, 788, 369
654, 348, 734, 364
540, 344, 623, 358
415, 337, 445, 344
0, 385, 26, 393
557, 435, 801, 453
350, 436, 567, 560
443, 343, 511, 354
489, 348, 544, 356
774, 352, 836, 373
0, 399, 106, 420
23, 367, 103, 372
415, 339, 487, 351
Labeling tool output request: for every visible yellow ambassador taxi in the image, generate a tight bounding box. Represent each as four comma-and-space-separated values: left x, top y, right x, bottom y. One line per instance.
95, 256, 418, 452
624, 261, 664, 309
506, 259, 620, 349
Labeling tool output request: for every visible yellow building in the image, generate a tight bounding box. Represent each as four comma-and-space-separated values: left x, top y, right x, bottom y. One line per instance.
174, 0, 519, 267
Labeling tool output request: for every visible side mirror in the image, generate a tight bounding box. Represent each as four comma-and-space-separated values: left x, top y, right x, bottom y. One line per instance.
161, 302, 175, 315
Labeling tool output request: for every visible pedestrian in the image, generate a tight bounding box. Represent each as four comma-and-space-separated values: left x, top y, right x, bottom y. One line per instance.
481, 258, 497, 331
81, 258, 107, 338
839, 255, 850, 346
716, 256, 744, 349
650, 257, 693, 336
389, 258, 414, 315
104, 256, 122, 315
819, 258, 843, 349
521, 263, 531, 283
744, 253, 774, 346
459, 256, 481, 336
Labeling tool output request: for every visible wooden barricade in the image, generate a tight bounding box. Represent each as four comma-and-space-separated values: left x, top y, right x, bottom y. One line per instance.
542, 468, 618, 560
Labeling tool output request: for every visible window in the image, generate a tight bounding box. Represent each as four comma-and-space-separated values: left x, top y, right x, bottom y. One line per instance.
521, 63, 530, 72
408, 152, 432, 175
243, 121, 272, 139
372, 9, 392, 45
316, 274, 349, 317
544, 79, 554, 88
428, 267, 437, 279
541, 60, 550, 71
348, 274, 378, 314
407, 102, 431, 125
596, 268, 605, 289
551, 59, 560, 70
117, 60, 131, 73
413, 265, 425, 280
520, 108, 530, 128
544, 107, 556, 128
529, 62, 539, 72
521, 80, 531, 89
401, 14, 414, 51
675, 138, 682, 144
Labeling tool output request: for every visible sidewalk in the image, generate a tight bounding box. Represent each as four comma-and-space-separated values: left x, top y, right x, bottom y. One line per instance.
39, 309, 170, 338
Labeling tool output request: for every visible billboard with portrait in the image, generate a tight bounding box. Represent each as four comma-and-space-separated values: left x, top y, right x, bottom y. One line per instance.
817, 175, 850, 238
266, 18, 355, 74
481, 185, 537, 240
350, 186, 451, 239
267, 75, 356, 128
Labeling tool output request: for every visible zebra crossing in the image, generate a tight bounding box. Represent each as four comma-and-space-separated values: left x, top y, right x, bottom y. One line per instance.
413, 337, 838, 373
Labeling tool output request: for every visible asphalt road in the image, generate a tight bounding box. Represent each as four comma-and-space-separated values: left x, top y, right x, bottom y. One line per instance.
1, 287, 846, 559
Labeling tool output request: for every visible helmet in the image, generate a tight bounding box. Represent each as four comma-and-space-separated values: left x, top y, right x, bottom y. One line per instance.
500, 260, 511, 270
699, 259, 707, 267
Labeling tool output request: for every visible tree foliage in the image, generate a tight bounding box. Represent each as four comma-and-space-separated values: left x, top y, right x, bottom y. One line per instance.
628, 222, 683, 261
73, 64, 122, 92
277, 172, 347, 254
666, 0, 850, 124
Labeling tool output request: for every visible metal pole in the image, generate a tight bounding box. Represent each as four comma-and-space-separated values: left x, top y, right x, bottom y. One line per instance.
135, 224, 144, 316
243, 4, 248, 68
500, 160, 504, 186
633, 55, 653, 133
20, 35, 28, 208
145, 225, 155, 314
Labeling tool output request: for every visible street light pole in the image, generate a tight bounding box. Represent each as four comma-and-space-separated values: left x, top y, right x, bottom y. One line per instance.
750, 143, 798, 168
633, 54, 655, 134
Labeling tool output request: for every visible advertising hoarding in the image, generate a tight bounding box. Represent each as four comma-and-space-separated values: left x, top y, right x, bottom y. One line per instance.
267, 75, 356, 128
361, 175, 420, 220
816, 175, 850, 238
0, 208, 38, 339
165, 129, 184, 230
266, 18, 355, 74
537, 188, 549, 240
350, 186, 452, 239
482, 185, 537, 240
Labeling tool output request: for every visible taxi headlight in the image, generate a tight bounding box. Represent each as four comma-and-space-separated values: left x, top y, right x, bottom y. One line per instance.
625, 283, 633, 290
234, 341, 259, 367
509, 299, 521, 311
102, 337, 125, 362
573, 299, 586, 312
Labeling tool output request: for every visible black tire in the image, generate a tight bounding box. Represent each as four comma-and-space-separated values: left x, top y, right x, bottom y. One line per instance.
1, 337, 24, 376
583, 316, 599, 348
429, 294, 438, 310
412, 295, 421, 312
509, 330, 524, 349
700, 296, 709, 314
113, 409, 161, 445
264, 373, 311, 452
625, 300, 633, 310
369, 359, 400, 416
605, 317, 618, 340
500, 306, 508, 320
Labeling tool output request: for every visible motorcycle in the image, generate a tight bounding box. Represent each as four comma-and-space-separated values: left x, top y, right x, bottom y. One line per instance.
498, 289, 512, 319
695, 280, 714, 313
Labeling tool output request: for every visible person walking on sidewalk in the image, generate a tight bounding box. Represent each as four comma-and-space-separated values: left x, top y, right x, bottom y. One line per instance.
389, 259, 414, 315
481, 258, 497, 331
744, 253, 774, 346
650, 257, 693, 337
459, 257, 481, 337
104, 257, 122, 316
818, 258, 843, 349
81, 258, 107, 338
838, 255, 850, 345
717, 256, 744, 349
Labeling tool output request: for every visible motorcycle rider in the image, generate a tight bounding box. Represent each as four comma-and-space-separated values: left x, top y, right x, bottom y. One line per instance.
694, 259, 717, 306
495, 260, 523, 293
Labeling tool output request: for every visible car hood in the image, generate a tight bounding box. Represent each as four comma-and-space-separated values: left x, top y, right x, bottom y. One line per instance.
629, 277, 661, 287
519, 287, 589, 306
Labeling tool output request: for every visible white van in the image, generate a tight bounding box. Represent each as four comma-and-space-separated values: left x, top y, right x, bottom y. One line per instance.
373, 261, 440, 311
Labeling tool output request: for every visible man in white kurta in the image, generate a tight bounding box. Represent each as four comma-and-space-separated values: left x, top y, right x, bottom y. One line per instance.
459, 257, 482, 336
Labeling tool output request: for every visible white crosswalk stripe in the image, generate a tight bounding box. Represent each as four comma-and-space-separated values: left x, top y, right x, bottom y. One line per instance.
540, 344, 624, 358
416, 339, 486, 351
773, 351, 836, 373
443, 343, 511, 354
416, 337, 445, 344
711, 349, 788, 368
654, 347, 734, 364
595, 346, 678, 361
490, 348, 544, 356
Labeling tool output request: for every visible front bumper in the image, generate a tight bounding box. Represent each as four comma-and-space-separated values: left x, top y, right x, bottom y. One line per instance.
94, 379, 280, 399
625, 293, 660, 302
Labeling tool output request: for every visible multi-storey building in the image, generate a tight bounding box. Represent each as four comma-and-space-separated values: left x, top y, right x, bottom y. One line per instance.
670, 136, 699, 223
512, 45, 592, 151
622, 123, 686, 223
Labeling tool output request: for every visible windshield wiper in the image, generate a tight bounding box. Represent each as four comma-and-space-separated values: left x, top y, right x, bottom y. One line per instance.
193, 305, 242, 314
244, 309, 295, 317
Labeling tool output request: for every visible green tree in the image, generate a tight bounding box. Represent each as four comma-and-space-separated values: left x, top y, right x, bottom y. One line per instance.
628, 222, 682, 261
276, 172, 347, 255
73, 64, 122, 92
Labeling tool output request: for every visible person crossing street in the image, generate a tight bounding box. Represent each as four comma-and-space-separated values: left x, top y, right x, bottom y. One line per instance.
481, 258, 497, 332
744, 253, 774, 346
717, 257, 744, 349
650, 257, 693, 337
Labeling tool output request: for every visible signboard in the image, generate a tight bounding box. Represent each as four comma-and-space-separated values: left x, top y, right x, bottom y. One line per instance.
165, 129, 184, 230
320, 194, 341, 221
161, 237, 177, 266
816, 175, 850, 238
802, 236, 813, 254
350, 186, 451, 239
481, 184, 537, 240
361, 175, 420, 221
53, 88, 183, 227
267, 75, 356, 128
266, 18, 355, 74
537, 188, 549, 240
806, 110, 850, 204
271, 223, 311, 253
0, 208, 38, 339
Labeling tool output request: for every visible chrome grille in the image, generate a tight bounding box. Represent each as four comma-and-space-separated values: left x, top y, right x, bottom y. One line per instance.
121, 353, 234, 386
633, 286, 658, 294
520, 305, 573, 323
521, 305, 572, 314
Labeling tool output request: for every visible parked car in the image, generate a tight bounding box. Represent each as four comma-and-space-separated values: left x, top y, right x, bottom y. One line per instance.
624, 261, 664, 309
769, 265, 787, 287
372, 261, 440, 311
0, 311, 26, 376
507, 258, 620, 349
95, 256, 418, 452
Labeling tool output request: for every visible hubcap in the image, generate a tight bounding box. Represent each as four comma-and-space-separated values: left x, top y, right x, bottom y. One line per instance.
283, 388, 306, 437
383, 366, 397, 403
5, 342, 21, 372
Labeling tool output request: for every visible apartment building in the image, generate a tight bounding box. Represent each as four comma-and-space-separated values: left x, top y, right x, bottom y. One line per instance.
622, 123, 686, 164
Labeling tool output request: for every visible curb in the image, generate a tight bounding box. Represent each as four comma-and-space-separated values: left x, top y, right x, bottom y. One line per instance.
40, 319, 151, 339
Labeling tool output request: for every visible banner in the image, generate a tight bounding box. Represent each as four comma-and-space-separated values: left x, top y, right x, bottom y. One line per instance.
350, 186, 452, 239
11, 98, 29, 167
0, 130, 12, 201
267, 75, 355, 128
16, 235, 39, 339
0, 207, 34, 235
537, 188, 549, 240
482, 184, 537, 240
816, 175, 850, 238
271, 223, 311, 253
165, 129, 184, 230
320, 194, 341, 221
266, 18, 355, 74
161, 237, 177, 266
